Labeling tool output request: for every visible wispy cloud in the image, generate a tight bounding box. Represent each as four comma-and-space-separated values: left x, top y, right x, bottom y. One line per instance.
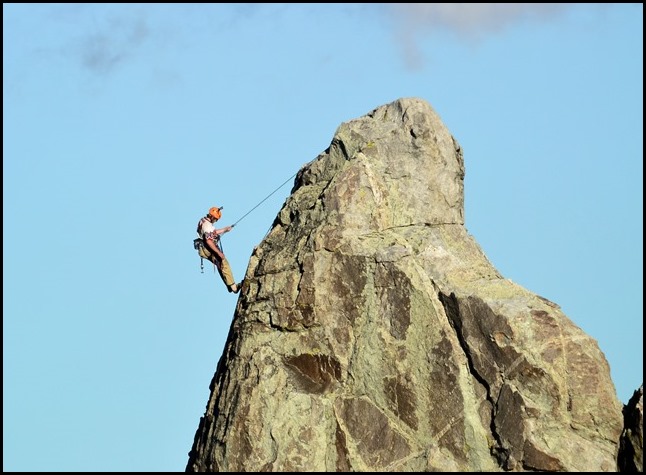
7, 4, 578, 82
386, 3, 570, 70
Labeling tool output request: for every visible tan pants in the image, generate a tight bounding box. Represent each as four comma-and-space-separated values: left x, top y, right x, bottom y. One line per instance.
210, 254, 236, 289
199, 241, 237, 289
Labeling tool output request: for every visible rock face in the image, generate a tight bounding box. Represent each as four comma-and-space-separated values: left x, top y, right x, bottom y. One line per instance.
619, 385, 643, 472
186, 98, 624, 471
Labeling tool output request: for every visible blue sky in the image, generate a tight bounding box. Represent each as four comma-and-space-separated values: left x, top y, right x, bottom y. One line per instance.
3, 4, 642, 472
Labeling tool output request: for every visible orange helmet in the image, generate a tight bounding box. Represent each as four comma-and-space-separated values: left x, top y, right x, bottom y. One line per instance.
208, 206, 222, 221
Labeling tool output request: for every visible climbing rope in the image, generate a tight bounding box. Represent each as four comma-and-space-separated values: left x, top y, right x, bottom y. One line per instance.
231, 171, 297, 228
215, 171, 298, 256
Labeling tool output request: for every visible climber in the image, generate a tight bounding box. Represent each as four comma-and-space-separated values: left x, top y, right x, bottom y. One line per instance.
196, 206, 243, 293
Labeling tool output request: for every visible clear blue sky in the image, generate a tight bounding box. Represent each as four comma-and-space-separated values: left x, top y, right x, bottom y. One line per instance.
3, 4, 642, 472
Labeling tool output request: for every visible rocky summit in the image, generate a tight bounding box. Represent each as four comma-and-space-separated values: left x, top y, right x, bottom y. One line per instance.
186, 98, 627, 471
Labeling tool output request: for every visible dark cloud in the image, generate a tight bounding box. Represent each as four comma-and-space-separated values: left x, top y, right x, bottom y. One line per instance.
77, 15, 149, 75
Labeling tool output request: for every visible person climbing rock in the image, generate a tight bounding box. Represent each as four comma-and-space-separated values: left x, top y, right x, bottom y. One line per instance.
196, 206, 242, 293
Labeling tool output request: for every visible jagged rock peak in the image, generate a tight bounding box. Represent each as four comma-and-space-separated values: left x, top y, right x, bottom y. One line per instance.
186, 98, 624, 472
291, 97, 465, 235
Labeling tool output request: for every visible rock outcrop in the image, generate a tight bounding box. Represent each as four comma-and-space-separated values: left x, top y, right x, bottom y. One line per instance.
619, 385, 644, 472
186, 98, 624, 471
